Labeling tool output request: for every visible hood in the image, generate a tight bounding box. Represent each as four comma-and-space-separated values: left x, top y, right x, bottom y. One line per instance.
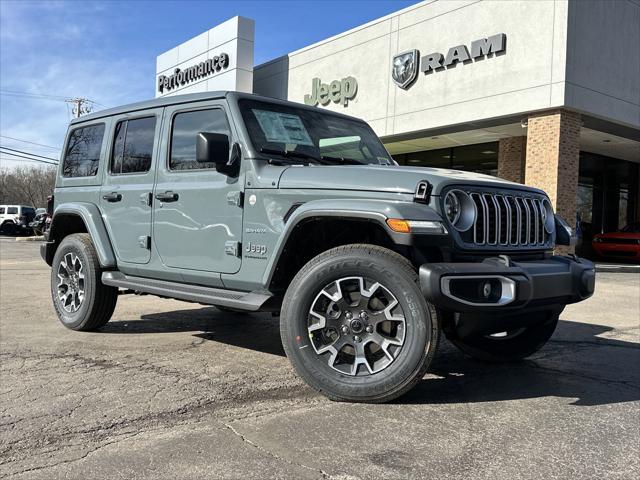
277, 165, 539, 195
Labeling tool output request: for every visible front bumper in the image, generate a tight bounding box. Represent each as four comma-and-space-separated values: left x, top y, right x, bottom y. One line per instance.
420, 255, 595, 312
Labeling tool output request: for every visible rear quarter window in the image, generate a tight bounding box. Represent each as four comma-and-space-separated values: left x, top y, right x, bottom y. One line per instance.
0, 208, 5, 214
62, 123, 106, 177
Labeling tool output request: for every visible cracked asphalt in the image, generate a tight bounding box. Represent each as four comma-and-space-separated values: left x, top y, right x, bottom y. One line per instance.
1, 237, 639, 479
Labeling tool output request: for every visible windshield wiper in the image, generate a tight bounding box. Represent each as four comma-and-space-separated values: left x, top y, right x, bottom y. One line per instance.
260, 147, 325, 165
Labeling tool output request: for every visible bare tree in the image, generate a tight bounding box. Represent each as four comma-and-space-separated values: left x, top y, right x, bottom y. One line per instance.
0, 166, 57, 207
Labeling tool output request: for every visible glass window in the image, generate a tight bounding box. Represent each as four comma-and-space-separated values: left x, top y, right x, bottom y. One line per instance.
7, 207, 18, 214
62, 124, 105, 177
111, 116, 156, 174
0, 208, 5, 214
170, 109, 229, 170
392, 142, 498, 175
239, 99, 393, 165
22, 207, 35, 215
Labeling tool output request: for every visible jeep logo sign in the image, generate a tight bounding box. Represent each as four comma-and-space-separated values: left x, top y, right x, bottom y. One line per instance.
304, 77, 358, 107
392, 33, 506, 89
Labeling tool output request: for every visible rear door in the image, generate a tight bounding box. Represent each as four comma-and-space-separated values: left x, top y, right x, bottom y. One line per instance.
153, 101, 243, 274
100, 110, 162, 264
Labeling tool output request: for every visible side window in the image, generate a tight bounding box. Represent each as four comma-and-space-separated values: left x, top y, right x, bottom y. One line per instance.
62, 124, 105, 177
170, 108, 229, 170
0, 208, 5, 214
7, 207, 18, 214
111, 116, 156, 174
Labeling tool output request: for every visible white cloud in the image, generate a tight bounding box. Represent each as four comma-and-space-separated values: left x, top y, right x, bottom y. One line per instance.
0, 1, 154, 169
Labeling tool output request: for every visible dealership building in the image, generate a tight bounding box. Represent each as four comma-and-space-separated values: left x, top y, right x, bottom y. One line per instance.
156, 0, 640, 248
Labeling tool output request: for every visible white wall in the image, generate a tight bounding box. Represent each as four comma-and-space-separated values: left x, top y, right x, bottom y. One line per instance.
156, 16, 254, 98
254, 0, 571, 137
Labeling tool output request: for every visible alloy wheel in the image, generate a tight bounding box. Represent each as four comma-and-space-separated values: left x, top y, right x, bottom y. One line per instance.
57, 252, 85, 313
308, 276, 406, 376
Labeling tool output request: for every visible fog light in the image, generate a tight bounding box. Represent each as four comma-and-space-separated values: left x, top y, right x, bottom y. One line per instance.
482, 282, 492, 298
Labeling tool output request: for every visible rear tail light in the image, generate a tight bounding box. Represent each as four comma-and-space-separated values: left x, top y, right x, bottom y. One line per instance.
47, 195, 54, 216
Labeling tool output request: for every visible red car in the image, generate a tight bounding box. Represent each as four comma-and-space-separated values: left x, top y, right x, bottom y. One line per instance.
592, 222, 640, 261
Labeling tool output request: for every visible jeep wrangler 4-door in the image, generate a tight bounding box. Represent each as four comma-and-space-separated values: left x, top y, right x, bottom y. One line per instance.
42, 92, 595, 403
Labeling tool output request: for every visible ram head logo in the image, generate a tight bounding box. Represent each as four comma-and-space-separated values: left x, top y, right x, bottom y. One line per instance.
392, 50, 419, 89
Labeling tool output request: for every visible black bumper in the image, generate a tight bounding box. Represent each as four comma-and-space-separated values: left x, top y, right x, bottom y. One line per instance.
420, 255, 595, 312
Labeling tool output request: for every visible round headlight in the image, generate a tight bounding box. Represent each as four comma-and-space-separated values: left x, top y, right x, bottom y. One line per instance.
444, 190, 476, 232
444, 191, 461, 225
541, 198, 554, 233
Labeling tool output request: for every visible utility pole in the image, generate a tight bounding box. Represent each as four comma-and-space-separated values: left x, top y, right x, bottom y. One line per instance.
65, 98, 93, 118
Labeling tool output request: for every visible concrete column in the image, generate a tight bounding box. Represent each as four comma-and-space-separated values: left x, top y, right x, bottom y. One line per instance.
497, 136, 526, 183
524, 109, 581, 253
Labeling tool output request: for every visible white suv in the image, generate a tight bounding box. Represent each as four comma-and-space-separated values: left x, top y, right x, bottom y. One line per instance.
0, 205, 36, 235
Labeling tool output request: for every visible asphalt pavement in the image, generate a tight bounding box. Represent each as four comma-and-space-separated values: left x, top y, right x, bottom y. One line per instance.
1, 236, 639, 479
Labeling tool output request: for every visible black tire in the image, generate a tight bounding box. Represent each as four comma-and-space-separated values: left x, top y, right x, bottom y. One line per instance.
1, 222, 16, 236
280, 244, 439, 403
50, 233, 118, 331
447, 310, 560, 363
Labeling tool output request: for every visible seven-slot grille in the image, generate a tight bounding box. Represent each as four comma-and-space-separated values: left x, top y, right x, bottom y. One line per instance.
463, 191, 550, 248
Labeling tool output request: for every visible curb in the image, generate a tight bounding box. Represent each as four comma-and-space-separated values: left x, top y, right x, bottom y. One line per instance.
15, 236, 45, 242
595, 264, 640, 274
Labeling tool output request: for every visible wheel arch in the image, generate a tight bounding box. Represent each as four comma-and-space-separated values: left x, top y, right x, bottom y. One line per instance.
45, 203, 116, 268
265, 198, 444, 293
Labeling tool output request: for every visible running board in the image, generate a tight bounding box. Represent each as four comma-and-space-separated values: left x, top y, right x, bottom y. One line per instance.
101, 272, 271, 311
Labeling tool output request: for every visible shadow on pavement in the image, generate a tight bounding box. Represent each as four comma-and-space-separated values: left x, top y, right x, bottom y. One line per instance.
103, 307, 286, 357
102, 309, 639, 406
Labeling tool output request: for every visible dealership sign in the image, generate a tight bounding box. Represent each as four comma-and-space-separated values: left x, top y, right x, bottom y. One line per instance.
392, 33, 506, 89
157, 53, 230, 94
304, 76, 358, 107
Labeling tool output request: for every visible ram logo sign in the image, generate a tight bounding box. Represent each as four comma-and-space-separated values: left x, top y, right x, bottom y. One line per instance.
391, 50, 419, 89
393, 34, 506, 89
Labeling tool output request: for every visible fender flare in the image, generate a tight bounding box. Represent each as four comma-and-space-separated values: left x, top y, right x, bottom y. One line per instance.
49, 202, 116, 268
263, 197, 444, 286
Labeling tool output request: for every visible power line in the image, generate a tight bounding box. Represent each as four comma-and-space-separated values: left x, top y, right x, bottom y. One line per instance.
0, 153, 58, 166
1, 90, 108, 110
0, 90, 68, 101
0, 147, 59, 162
0, 156, 58, 166
0, 135, 61, 151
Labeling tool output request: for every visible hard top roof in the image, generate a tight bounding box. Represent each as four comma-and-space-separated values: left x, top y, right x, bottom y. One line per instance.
71, 91, 362, 125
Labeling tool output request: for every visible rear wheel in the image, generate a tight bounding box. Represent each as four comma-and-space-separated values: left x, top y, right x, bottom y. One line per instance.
447, 310, 560, 362
280, 244, 439, 403
50, 233, 118, 331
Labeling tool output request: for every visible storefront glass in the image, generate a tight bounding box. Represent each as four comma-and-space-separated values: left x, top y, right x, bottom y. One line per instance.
392, 142, 498, 176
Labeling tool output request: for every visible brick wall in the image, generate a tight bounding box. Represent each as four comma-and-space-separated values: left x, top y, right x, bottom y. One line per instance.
525, 109, 581, 253
497, 136, 526, 183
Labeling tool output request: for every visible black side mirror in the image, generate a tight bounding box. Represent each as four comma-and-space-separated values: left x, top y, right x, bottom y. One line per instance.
196, 132, 238, 175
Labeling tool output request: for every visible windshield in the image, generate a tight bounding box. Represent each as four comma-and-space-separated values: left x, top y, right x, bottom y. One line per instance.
238, 99, 393, 165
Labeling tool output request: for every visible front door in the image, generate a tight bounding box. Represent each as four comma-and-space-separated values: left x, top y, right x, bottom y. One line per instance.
100, 110, 162, 264
153, 102, 243, 274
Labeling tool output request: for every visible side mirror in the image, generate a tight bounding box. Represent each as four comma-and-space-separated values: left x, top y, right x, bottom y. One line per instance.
196, 132, 238, 175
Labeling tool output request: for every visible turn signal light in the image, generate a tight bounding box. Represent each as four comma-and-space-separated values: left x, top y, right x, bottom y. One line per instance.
386, 219, 411, 233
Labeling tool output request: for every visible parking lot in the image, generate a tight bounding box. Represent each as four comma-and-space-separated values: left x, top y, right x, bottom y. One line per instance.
0, 236, 638, 479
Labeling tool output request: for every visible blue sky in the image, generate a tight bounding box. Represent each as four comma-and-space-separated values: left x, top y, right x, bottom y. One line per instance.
0, 0, 416, 168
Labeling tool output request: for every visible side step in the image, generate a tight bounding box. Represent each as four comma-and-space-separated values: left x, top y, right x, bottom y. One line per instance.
101, 272, 271, 311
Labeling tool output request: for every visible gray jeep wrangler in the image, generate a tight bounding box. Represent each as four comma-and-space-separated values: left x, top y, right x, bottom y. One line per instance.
42, 91, 595, 403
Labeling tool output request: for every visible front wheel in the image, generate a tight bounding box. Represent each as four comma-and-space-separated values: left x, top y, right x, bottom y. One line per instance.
446, 310, 561, 363
280, 244, 439, 403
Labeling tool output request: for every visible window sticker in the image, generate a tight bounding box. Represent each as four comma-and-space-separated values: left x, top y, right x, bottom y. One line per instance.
252, 110, 313, 146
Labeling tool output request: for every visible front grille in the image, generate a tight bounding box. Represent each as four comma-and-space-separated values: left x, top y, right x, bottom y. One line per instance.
453, 190, 551, 249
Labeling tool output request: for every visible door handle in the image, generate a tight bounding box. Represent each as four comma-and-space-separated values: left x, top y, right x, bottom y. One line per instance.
155, 191, 179, 202
102, 192, 122, 202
